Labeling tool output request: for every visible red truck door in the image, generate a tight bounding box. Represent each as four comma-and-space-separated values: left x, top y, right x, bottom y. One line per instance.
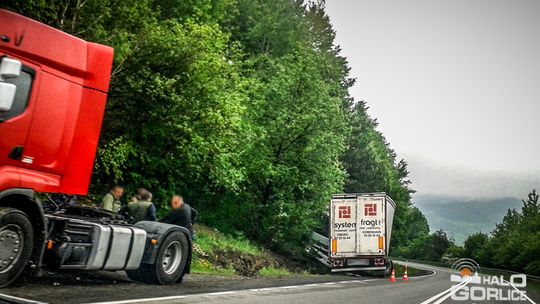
0, 57, 37, 188
0, 9, 113, 194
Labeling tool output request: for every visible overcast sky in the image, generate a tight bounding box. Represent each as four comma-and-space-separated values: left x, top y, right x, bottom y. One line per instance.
325, 0, 540, 199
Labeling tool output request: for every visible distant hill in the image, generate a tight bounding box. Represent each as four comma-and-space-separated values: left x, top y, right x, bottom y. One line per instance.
413, 195, 523, 244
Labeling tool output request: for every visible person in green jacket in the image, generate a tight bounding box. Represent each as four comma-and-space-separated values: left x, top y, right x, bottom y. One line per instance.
100, 185, 124, 212
126, 191, 157, 223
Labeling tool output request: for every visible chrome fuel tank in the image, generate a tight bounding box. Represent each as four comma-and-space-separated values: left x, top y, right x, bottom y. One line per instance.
47, 216, 147, 271
84, 223, 147, 270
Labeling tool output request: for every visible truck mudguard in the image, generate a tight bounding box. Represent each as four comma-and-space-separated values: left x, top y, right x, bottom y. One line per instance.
0, 188, 46, 265
134, 221, 192, 269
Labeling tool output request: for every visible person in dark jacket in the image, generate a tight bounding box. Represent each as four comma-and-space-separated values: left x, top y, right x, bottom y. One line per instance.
160, 195, 197, 238
126, 191, 156, 223
130, 187, 147, 203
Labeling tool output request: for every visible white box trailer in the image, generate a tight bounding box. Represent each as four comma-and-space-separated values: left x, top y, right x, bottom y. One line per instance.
311, 193, 396, 273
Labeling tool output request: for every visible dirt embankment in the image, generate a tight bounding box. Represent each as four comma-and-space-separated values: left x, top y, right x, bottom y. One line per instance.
209, 249, 280, 276
193, 224, 305, 277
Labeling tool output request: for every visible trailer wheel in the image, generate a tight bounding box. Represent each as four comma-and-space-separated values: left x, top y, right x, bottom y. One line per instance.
128, 232, 189, 285
0, 207, 34, 287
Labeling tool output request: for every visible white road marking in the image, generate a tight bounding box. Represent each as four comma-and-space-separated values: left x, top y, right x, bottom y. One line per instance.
86, 294, 188, 304
249, 287, 278, 292
504, 278, 536, 304
2, 264, 436, 304
207, 291, 237, 296
362, 279, 381, 282
419, 277, 471, 304
0, 293, 47, 304
432, 278, 472, 304
408, 260, 535, 304
84, 279, 369, 304
408, 270, 437, 279
339, 280, 366, 284
358, 269, 436, 283
279, 285, 302, 289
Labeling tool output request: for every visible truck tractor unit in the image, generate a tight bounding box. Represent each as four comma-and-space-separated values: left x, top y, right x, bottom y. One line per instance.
0, 9, 192, 287
311, 193, 395, 275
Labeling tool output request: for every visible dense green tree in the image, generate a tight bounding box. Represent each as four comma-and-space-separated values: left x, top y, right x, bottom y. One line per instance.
101, 21, 250, 206
200, 0, 352, 253
397, 229, 453, 262
459, 190, 540, 275
425, 230, 453, 261
463, 232, 489, 262
1, 0, 434, 258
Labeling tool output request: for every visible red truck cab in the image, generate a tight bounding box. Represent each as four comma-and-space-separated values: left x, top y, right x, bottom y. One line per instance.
0, 10, 192, 288
0, 9, 114, 286
0, 9, 114, 195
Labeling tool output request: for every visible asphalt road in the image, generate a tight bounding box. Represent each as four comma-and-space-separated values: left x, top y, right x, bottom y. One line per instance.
0, 261, 538, 304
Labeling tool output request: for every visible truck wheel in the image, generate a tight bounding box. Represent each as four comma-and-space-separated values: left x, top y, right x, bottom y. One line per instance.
0, 207, 34, 287
129, 232, 189, 285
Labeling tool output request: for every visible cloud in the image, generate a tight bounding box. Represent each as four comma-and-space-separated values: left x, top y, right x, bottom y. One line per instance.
325, 0, 540, 199
405, 154, 540, 199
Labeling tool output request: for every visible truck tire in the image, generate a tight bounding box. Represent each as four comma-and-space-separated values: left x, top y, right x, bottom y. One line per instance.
0, 207, 34, 287
128, 232, 189, 285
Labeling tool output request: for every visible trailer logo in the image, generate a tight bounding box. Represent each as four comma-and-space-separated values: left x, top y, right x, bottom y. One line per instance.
364, 203, 377, 216
338, 206, 351, 218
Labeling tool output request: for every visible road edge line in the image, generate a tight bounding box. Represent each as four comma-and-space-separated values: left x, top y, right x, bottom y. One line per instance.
0, 293, 48, 304
419, 277, 471, 304
505, 278, 537, 304
82, 279, 368, 304
432, 277, 472, 304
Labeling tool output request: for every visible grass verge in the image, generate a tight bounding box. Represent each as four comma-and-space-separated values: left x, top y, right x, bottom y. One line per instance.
191, 224, 293, 277
393, 263, 423, 277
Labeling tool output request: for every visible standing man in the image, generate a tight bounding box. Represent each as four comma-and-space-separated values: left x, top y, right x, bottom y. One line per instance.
160, 195, 198, 239
131, 188, 147, 203
101, 185, 124, 212
126, 191, 157, 223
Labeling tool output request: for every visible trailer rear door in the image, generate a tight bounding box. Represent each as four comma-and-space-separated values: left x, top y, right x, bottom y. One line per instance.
356, 196, 386, 255
330, 196, 358, 257
330, 194, 387, 257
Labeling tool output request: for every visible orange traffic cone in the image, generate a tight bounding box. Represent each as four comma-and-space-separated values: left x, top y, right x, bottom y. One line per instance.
403, 266, 409, 281
389, 268, 396, 282
402, 261, 409, 281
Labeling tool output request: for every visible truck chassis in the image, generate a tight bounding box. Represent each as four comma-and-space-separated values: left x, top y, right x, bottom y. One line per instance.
0, 189, 192, 287
0, 9, 193, 287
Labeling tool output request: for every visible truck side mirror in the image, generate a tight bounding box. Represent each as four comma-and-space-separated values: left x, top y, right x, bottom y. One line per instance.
0, 57, 22, 112
0, 82, 16, 112
0, 57, 22, 78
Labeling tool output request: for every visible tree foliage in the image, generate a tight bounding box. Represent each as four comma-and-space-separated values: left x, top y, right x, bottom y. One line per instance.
342, 101, 429, 254
1, 0, 431, 257
461, 190, 540, 275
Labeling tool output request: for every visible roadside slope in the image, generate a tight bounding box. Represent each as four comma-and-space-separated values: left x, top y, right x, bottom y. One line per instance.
191, 224, 296, 277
